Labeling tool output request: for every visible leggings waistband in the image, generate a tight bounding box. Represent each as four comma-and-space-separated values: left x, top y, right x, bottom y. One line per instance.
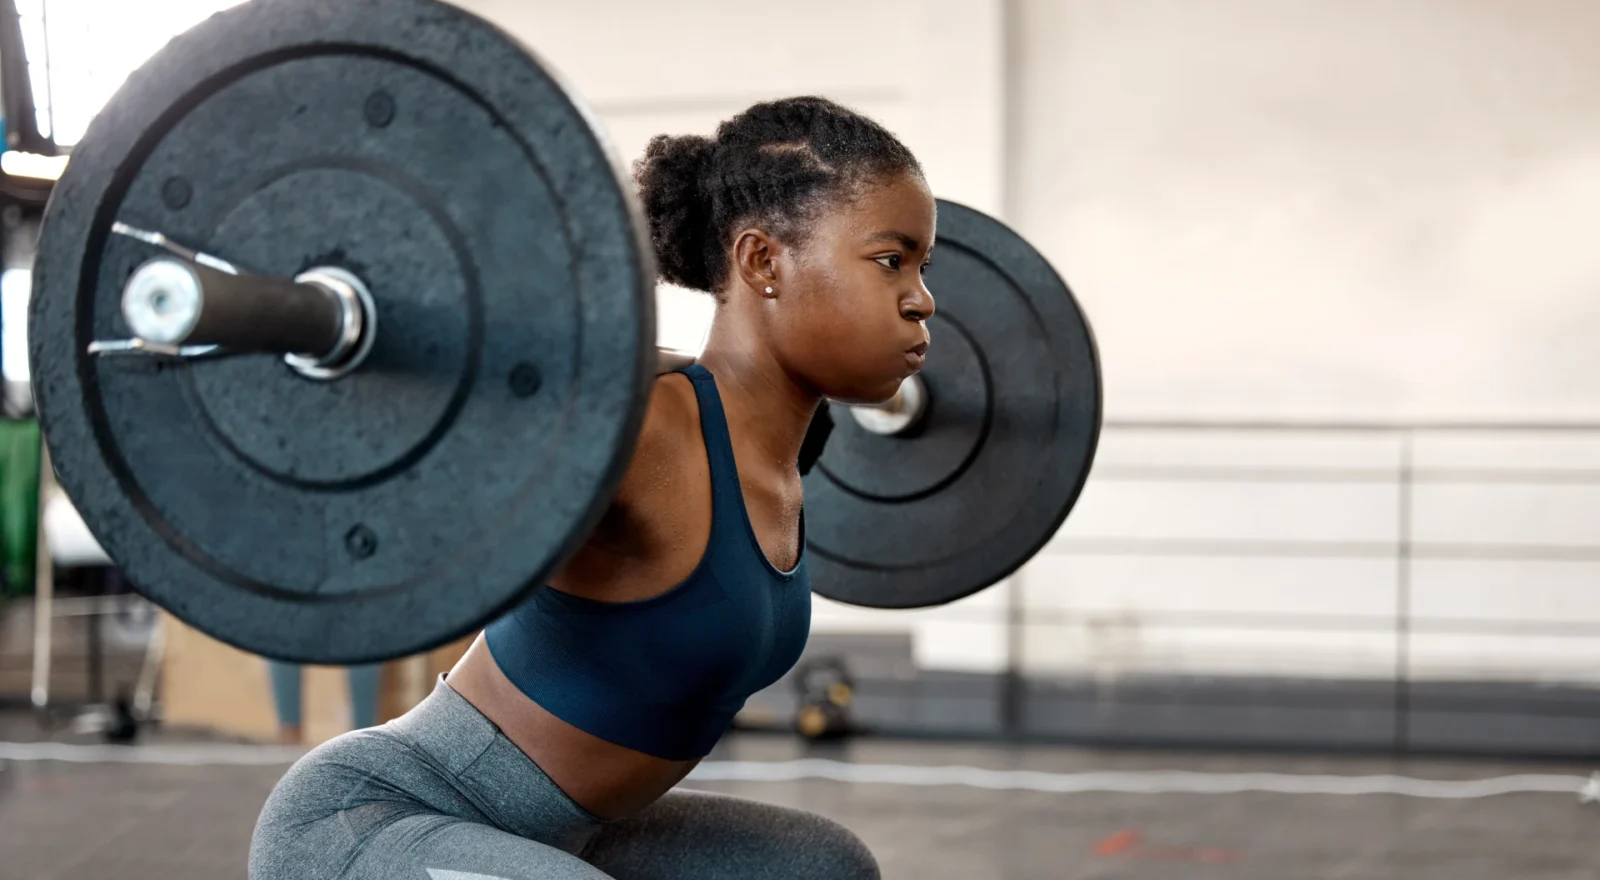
386, 675, 605, 843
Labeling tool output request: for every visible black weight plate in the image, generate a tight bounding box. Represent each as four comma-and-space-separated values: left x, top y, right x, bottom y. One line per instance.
29, 0, 655, 663
803, 200, 1100, 608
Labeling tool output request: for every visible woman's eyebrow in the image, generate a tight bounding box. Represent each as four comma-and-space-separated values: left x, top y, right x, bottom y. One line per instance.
864, 230, 922, 251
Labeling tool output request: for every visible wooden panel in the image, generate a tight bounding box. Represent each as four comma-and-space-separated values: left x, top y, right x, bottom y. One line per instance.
158, 614, 474, 745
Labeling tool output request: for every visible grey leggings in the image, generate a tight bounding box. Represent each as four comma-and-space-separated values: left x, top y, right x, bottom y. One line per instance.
249, 677, 878, 879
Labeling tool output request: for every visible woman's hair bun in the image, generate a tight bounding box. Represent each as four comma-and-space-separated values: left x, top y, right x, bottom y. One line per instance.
634, 134, 718, 292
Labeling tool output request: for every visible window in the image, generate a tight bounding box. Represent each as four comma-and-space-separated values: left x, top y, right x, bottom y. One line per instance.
15, 0, 244, 149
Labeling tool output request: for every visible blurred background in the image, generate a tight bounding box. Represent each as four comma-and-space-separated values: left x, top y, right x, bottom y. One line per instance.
1, 1, 1599, 877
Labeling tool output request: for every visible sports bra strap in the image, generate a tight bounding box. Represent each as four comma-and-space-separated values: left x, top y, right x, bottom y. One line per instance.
677, 363, 745, 537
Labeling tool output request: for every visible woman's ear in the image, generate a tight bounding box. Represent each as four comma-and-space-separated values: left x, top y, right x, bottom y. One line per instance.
731, 227, 781, 297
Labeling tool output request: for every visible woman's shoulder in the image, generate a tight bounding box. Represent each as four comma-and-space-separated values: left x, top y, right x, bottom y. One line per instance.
544, 372, 713, 596
639, 372, 702, 456
610, 373, 706, 507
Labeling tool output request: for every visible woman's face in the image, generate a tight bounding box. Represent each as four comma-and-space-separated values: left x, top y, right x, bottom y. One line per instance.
771, 171, 937, 404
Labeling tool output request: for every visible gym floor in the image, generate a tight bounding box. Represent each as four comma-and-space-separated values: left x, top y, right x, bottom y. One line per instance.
1, 711, 1596, 879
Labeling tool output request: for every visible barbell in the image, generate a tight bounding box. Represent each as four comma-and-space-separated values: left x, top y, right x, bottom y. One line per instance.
26, 0, 1101, 665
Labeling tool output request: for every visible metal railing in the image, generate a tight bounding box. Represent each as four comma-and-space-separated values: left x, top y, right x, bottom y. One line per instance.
991, 418, 1600, 751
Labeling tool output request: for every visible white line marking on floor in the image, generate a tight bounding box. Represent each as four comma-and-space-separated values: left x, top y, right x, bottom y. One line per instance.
2, 742, 1594, 801
0, 741, 304, 766
685, 759, 1599, 801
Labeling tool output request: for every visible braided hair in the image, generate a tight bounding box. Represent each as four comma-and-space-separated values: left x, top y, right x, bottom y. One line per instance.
633, 96, 922, 296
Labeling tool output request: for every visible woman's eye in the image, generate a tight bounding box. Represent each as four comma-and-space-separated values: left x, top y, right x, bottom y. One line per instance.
920, 260, 932, 275
874, 254, 903, 271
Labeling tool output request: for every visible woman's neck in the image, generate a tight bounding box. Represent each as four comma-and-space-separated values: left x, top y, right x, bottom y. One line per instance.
695, 308, 818, 475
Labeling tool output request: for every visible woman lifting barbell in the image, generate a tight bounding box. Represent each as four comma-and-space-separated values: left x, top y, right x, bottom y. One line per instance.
249, 95, 935, 880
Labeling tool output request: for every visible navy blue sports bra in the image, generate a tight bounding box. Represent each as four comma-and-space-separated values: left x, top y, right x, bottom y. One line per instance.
484, 364, 812, 760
